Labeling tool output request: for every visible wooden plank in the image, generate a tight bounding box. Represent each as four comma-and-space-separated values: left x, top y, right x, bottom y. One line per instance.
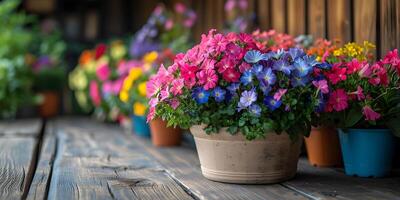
327, 0, 351, 44
131, 133, 308, 200
354, 0, 377, 56
214, 0, 224, 30
27, 121, 57, 200
380, 0, 399, 57
44, 118, 193, 200
287, 0, 306, 36
0, 118, 41, 136
308, 0, 326, 39
284, 159, 400, 200
256, 0, 271, 31
270, 0, 287, 33
0, 137, 38, 199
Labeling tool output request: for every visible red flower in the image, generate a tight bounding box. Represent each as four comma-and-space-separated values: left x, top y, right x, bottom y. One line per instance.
326, 64, 347, 84
222, 68, 240, 82
95, 43, 107, 60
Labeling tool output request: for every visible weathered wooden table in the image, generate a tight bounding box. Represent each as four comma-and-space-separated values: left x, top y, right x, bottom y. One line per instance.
1, 117, 399, 200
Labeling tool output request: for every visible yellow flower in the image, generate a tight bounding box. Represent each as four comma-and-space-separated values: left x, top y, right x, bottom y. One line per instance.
133, 102, 147, 116
122, 77, 133, 92
128, 67, 143, 82
69, 68, 87, 90
143, 51, 158, 64
138, 82, 147, 96
111, 40, 127, 59
76, 91, 88, 108
119, 91, 129, 102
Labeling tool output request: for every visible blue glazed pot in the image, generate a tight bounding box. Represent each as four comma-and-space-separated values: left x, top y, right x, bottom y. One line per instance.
131, 115, 151, 138
338, 129, 395, 178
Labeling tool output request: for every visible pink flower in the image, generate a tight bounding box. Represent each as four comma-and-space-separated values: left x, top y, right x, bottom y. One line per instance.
149, 98, 159, 108
147, 106, 156, 122
174, 2, 186, 14
224, 0, 235, 11
328, 89, 348, 112
96, 64, 111, 81
201, 59, 216, 71
273, 89, 287, 101
171, 78, 184, 96
165, 19, 174, 30
216, 58, 235, 73
197, 69, 218, 90
368, 63, 389, 86
358, 63, 372, 77
222, 68, 240, 82
326, 64, 347, 84
181, 64, 198, 82
362, 106, 381, 121
160, 86, 170, 101
225, 42, 242, 58
312, 79, 329, 94
89, 81, 101, 106
169, 98, 180, 109
346, 59, 362, 74
238, 62, 251, 73
146, 77, 162, 98
157, 64, 174, 83
102, 81, 112, 95
321, 51, 329, 62
355, 86, 365, 100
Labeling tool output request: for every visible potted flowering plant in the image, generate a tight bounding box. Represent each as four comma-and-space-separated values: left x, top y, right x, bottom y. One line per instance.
302, 38, 343, 167
321, 44, 400, 177
28, 19, 66, 118
147, 30, 331, 183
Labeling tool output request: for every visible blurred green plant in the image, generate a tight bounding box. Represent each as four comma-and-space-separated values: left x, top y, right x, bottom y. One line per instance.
0, 0, 35, 118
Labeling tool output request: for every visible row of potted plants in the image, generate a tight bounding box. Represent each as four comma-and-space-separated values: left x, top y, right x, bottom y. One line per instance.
145, 29, 399, 183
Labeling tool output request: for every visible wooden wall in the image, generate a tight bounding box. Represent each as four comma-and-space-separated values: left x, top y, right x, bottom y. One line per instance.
191, 0, 400, 58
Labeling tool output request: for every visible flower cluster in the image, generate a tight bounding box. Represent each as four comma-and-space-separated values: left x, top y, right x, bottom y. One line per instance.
252, 30, 296, 52
318, 47, 400, 133
129, 3, 196, 58
224, 0, 250, 32
147, 30, 330, 140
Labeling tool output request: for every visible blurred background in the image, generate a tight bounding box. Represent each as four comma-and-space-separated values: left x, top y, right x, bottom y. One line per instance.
1, 0, 399, 119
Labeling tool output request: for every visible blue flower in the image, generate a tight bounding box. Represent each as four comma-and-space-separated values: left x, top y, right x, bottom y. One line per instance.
259, 82, 272, 95
192, 87, 210, 104
291, 76, 310, 87
249, 104, 261, 117
212, 87, 226, 102
303, 55, 319, 67
316, 62, 332, 70
244, 50, 267, 63
238, 88, 257, 111
293, 59, 313, 77
271, 49, 285, 59
240, 70, 253, 85
250, 64, 263, 75
227, 83, 240, 93
315, 93, 326, 113
273, 59, 294, 75
257, 67, 276, 86
288, 48, 305, 60
263, 96, 282, 111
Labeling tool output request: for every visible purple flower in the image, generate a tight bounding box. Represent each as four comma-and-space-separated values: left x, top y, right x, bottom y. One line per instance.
257, 67, 276, 86
259, 82, 272, 95
212, 87, 226, 102
238, 88, 257, 111
227, 83, 240, 93
293, 59, 313, 77
264, 96, 282, 111
250, 64, 263, 75
249, 104, 261, 117
288, 48, 305, 60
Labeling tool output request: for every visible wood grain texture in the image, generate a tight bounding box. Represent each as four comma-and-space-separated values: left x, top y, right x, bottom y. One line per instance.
0, 118, 41, 136
287, 0, 305, 36
284, 159, 400, 200
0, 138, 37, 199
354, 0, 377, 56
380, 0, 400, 57
327, 0, 351, 44
308, 0, 326, 39
131, 133, 307, 200
45, 118, 193, 200
270, 0, 286, 33
256, 0, 271, 30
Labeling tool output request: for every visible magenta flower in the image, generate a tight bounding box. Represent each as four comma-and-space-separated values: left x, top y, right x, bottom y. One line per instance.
273, 89, 287, 101
358, 63, 372, 77
197, 69, 218, 90
362, 106, 381, 121
328, 89, 348, 112
147, 106, 156, 122
174, 2, 186, 14
169, 98, 180, 109
222, 68, 240, 82
89, 81, 101, 106
312, 79, 329, 94
181, 64, 198, 84
171, 78, 184, 96
355, 86, 365, 100
102, 81, 112, 95
96, 64, 111, 81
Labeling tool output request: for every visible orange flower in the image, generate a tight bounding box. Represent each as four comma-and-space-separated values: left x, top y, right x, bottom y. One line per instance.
79, 50, 94, 65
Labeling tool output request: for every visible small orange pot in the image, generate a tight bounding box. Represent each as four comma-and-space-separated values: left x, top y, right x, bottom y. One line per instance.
304, 126, 342, 167
39, 91, 60, 118
149, 118, 181, 147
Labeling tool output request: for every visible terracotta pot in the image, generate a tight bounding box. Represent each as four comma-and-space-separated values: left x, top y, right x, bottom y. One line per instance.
39, 91, 60, 118
190, 125, 302, 184
304, 126, 342, 167
149, 118, 181, 146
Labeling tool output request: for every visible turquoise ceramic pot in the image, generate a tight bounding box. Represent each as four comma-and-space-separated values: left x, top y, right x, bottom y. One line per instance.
131, 115, 151, 138
338, 129, 395, 178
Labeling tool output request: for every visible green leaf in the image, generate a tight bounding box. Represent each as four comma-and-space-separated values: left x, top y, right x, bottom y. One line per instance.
386, 116, 400, 137
345, 108, 363, 128
227, 126, 238, 134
